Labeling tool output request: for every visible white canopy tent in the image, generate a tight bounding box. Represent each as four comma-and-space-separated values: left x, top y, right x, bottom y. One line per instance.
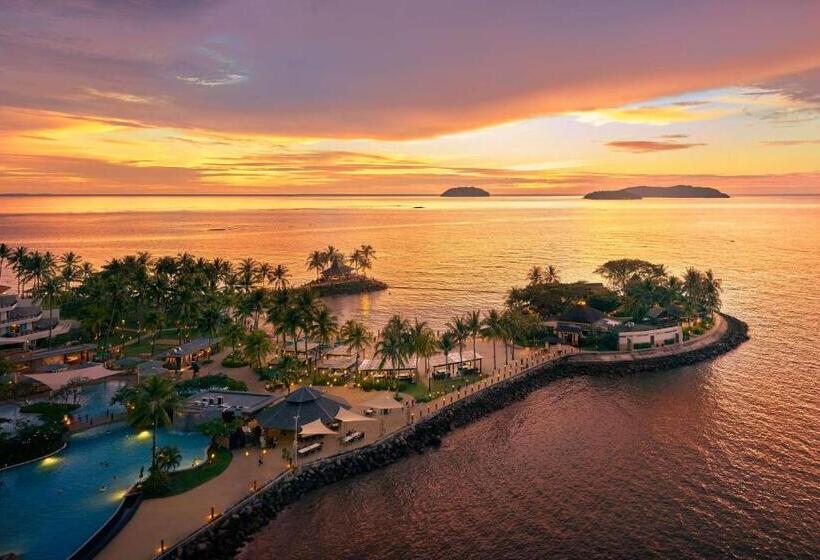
298, 418, 338, 437
335, 408, 376, 423
25, 364, 119, 391
361, 393, 404, 410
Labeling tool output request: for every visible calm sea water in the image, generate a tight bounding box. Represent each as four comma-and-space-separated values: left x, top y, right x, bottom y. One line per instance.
1, 195, 819, 558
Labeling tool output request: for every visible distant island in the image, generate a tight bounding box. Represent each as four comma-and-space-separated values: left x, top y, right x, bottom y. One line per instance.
584, 185, 730, 200
441, 186, 490, 197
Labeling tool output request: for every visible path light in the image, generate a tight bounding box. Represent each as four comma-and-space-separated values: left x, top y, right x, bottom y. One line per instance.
159, 540, 165, 553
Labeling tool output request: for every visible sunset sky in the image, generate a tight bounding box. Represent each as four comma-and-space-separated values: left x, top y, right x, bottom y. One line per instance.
1, 1, 819, 195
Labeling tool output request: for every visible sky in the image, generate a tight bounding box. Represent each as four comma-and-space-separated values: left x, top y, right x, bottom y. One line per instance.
0, 0, 819, 195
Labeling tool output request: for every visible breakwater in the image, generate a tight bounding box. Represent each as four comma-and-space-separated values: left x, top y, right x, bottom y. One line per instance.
159, 314, 749, 560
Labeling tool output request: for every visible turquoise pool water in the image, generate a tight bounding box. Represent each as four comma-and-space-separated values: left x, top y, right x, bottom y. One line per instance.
0, 422, 209, 560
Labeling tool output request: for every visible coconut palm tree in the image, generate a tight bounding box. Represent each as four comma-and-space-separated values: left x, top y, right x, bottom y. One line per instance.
445, 315, 469, 369
275, 355, 301, 394
222, 319, 247, 355
411, 321, 437, 388
375, 327, 411, 388
358, 244, 375, 277
237, 257, 257, 292
480, 309, 504, 370
527, 266, 544, 285
339, 319, 373, 379
0, 243, 10, 285
126, 376, 181, 473
143, 310, 166, 357
306, 250, 325, 281
155, 446, 182, 472
271, 264, 290, 291
244, 329, 272, 370
59, 252, 82, 291
312, 306, 338, 349
465, 310, 481, 364
32, 274, 63, 346
437, 331, 456, 380
9, 246, 28, 294
256, 262, 273, 287
543, 264, 560, 284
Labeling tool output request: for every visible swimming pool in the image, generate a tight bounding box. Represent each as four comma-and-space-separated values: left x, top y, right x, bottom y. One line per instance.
0, 422, 209, 560
0, 379, 126, 433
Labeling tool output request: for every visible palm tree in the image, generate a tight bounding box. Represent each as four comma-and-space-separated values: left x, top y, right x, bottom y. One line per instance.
410, 320, 437, 387
143, 310, 166, 357
59, 251, 82, 291
126, 376, 181, 473
358, 244, 375, 277
274, 355, 301, 393
244, 329, 272, 370
312, 306, 338, 348
543, 264, 560, 284
339, 319, 373, 379
0, 243, 10, 285
9, 246, 28, 294
527, 266, 544, 285
446, 315, 469, 369
306, 250, 325, 281
465, 310, 481, 363
245, 287, 269, 329
237, 257, 257, 292
32, 274, 63, 346
270, 264, 290, 291
155, 446, 182, 472
480, 309, 504, 370
222, 320, 247, 355
256, 262, 273, 287
294, 290, 319, 358
437, 331, 456, 379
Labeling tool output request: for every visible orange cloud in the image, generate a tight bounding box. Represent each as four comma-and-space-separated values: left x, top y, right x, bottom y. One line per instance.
605, 140, 706, 153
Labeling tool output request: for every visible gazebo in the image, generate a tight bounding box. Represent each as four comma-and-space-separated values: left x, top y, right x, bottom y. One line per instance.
255, 386, 351, 434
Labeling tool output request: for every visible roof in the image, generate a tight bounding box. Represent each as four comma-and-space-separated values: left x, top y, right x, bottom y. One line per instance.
184, 390, 274, 414
25, 363, 118, 390
428, 350, 482, 368
558, 304, 605, 324
335, 408, 377, 423
321, 260, 354, 278
299, 418, 337, 436
165, 337, 219, 358
256, 386, 350, 430
361, 393, 404, 410
316, 355, 358, 370
8, 305, 41, 320
0, 294, 17, 307
8, 343, 96, 363
617, 323, 682, 334
556, 323, 583, 333
358, 355, 418, 372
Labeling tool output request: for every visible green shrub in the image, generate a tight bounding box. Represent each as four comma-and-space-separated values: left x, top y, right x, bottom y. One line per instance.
19, 402, 80, 418
633, 342, 652, 350
141, 471, 171, 497
220, 352, 248, 368
176, 374, 247, 396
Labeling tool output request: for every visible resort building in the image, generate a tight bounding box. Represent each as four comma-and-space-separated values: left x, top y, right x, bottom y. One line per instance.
255, 386, 350, 435
164, 337, 220, 371
428, 350, 482, 378
5, 343, 96, 373
617, 323, 683, 351
174, 390, 275, 431
0, 292, 70, 347
545, 304, 615, 346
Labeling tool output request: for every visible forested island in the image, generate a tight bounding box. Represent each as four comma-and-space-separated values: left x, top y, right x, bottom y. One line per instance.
441, 186, 490, 197
584, 185, 729, 200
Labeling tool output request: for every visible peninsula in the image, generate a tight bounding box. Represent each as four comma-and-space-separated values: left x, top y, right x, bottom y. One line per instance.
440, 186, 490, 197
584, 185, 730, 200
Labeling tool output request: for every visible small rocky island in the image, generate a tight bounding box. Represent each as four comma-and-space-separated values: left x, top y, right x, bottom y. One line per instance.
584, 185, 729, 200
441, 186, 490, 197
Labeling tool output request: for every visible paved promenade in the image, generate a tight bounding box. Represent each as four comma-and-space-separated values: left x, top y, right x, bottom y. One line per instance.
98, 320, 722, 560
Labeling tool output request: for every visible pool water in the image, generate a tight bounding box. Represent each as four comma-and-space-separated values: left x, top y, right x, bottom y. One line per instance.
0, 422, 209, 560
0, 380, 126, 434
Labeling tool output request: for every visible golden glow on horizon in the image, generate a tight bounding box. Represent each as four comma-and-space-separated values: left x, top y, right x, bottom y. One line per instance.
1, 86, 818, 195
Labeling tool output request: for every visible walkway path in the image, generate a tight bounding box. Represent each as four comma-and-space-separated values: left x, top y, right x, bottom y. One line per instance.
99, 318, 723, 560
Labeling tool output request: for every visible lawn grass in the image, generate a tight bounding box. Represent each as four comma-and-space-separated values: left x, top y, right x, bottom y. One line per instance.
145, 447, 233, 499
398, 373, 484, 402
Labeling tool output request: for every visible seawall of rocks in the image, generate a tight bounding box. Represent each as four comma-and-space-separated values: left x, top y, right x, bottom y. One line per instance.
160, 314, 749, 560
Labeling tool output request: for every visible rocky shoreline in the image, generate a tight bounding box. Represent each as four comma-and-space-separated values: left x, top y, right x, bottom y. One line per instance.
159, 314, 749, 560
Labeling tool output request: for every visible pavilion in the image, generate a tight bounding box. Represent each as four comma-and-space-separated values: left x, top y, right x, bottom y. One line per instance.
428, 350, 482, 377
255, 386, 351, 434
